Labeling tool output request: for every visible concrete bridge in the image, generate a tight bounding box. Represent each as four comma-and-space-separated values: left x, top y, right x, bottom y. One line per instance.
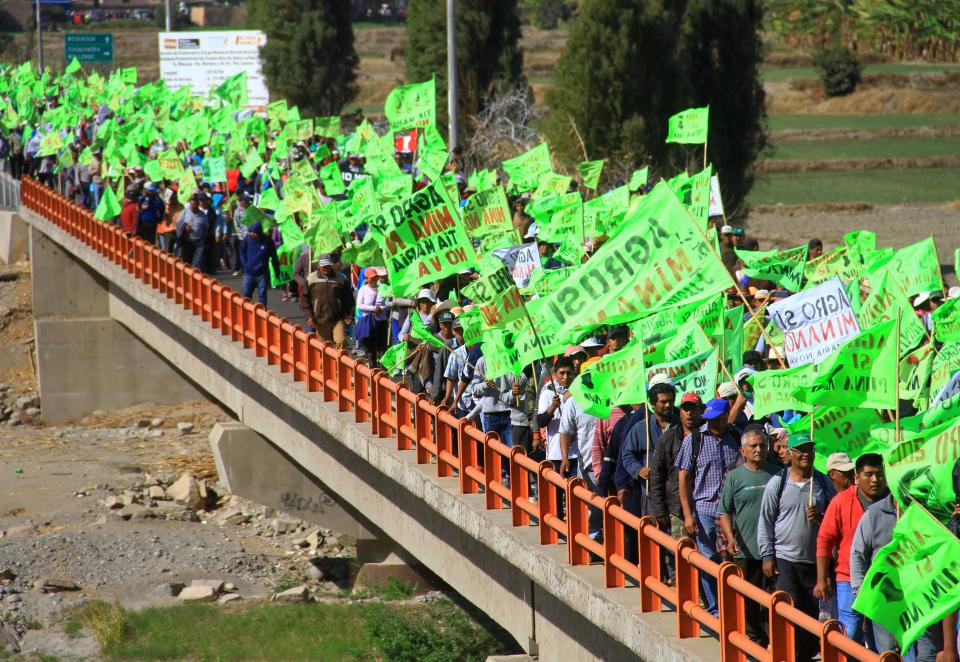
14, 176, 897, 662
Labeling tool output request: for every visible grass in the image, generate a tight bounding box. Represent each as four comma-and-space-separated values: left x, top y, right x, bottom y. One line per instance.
769, 114, 960, 131
748, 167, 960, 206
768, 135, 960, 161
64, 598, 503, 661
762, 62, 960, 83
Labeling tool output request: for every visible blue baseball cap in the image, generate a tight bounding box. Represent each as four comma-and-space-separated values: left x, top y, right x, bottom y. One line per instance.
702, 397, 730, 420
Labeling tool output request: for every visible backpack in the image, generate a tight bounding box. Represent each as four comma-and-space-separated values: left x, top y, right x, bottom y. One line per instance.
689, 427, 742, 476
772, 468, 830, 518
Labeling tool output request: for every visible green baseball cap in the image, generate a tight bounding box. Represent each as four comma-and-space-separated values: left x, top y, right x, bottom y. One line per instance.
787, 433, 814, 449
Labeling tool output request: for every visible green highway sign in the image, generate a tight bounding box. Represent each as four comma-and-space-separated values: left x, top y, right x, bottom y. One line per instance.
64, 33, 114, 63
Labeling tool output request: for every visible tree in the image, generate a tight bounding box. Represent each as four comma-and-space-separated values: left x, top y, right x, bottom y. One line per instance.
405, 0, 527, 147
248, 0, 358, 117
544, 0, 766, 214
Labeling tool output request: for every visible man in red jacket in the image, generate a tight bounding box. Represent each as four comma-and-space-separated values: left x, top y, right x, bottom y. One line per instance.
814, 452, 887, 649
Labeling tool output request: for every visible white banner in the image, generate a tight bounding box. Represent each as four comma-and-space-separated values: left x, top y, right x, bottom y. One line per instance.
709, 175, 724, 217
492, 242, 541, 288
768, 277, 860, 366
158, 31, 269, 110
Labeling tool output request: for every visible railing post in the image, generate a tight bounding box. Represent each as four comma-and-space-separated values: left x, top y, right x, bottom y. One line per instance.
414, 394, 431, 464
458, 420, 477, 494
603, 498, 624, 588
717, 562, 743, 662
510, 446, 529, 527
376, 375, 394, 440
484, 432, 502, 510
638, 516, 662, 613
436, 406, 453, 477
820, 619, 844, 662
337, 354, 350, 412
567, 477, 589, 566
769, 590, 795, 662
307, 339, 323, 392
537, 461, 558, 546
676, 538, 700, 638
355, 363, 370, 424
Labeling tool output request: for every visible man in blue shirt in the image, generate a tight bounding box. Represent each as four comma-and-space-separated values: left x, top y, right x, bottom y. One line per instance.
675, 397, 741, 615
239, 221, 280, 306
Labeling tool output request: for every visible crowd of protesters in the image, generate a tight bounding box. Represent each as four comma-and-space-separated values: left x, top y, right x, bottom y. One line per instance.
4, 84, 960, 662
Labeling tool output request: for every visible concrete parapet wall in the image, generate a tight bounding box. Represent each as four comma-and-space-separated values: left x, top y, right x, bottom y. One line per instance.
0, 210, 28, 265
20, 207, 717, 662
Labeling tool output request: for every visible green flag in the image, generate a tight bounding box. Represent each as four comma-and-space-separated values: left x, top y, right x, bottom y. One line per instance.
628, 166, 649, 192
502, 143, 552, 194
536, 182, 733, 347
384, 78, 435, 131
468, 169, 496, 192
462, 185, 513, 239
64, 57, 82, 76
304, 205, 342, 255
120, 67, 138, 85
647, 347, 718, 405
93, 185, 121, 221
886, 416, 960, 522
459, 309, 483, 346
804, 246, 861, 286
666, 106, 709, 144
749, 364, 815, 419
791, 319, 899, 410
853, 504, 960, 650
462, 262, 525, 330
577, 160, 604, 189
367, 179, 477, 297
380, 342, 408, 373
415, 124, 448, 182
318, 161, 345, 197
735, 245, 808, 292
859, 270, 926, 356
932, 297, 960, 343
201, 156, 227, 183
534, 192, 583, 244
866, 236, 943, 299
569, 339, 647, 418
213, 71, 248, 106
271, 240, 300, 288
899, 342, 935, 404
786, 407, 883, 474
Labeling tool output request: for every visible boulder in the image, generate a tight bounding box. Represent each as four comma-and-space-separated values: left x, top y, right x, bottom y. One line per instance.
273, 585, 309, 602
178, 586, 217, 602
166, 473, 205, 510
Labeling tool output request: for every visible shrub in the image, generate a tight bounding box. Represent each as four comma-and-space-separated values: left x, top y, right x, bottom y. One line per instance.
364, 601, 499, 662
812, 46, 862, 97
78, 599, 127, 651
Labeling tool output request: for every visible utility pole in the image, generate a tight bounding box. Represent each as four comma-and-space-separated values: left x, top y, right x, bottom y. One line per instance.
35, 0, 43, 73
446, 0, 458, 149
165, 0, 173, 31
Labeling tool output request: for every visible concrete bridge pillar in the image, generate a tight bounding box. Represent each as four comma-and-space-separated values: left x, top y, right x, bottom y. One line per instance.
29, 227, 203, 423
209, 422, 433, 590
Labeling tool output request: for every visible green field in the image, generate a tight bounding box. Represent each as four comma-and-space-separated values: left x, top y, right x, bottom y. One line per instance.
769, 114, 960, 131
762, 62, 960, 83
748, 167, 960, 206
769, 135, 960, 160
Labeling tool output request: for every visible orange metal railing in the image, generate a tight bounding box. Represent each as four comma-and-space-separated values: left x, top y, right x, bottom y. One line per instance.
21, 176, 901, 662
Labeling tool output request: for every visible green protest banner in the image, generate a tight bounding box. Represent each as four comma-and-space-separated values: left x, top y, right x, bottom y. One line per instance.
314, 116, 341, 138
884, 416, 960, 521
37, 131, 63, 157
644, 320, 713, 368
844, 229, 877, 269
577, 160, 604, 189
787, 407, 882, 473
899, 342, 935, 404
859, 270, 926, 356
536, 182, 732, 347
318, 161, 345, 197
201, 156, 227, 183
93, 184, 121, 221
673, 348, 719, 405
480, 329, 519, 380
467, 168, 496, 192
366, 179, 477, 297
666, 106, 709, 144
922, 390, 960, 431
804, 246, 861, 286
535, 192, 583, 243
866, 236, 943, 300
270, 240, 299, 288
853, 504, 960, 650
240, 149, 264, 179
721, 305, 745, 372
415, 124, 448, 182
553, 233, 585, 266
628, 166, 649, 192
533, 173, 573, 200
930, 340, 960, 400
647, 346, 716, 399
304, 205, 342, 255
521, 266, 575, 297
384, 78, 435, 131
749, 364, 815, 419
379, 342, 408, 373
569, 339, 647, 418
791, 319, 898, 410
458, 309, 483, 346
502, 143, 552, 194
409, 312, 445, 350
462, 263, 526, 329
932, 297, 960, 343
735, 245, 808, 292
462, 186, 513, 238
213, 71, 247, 106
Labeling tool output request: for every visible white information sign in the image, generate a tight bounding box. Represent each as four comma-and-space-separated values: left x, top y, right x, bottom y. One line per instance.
768, 277, 861, 366
709, 175, 724, 217
492, 243, 542, 288
158, 31, 268, 110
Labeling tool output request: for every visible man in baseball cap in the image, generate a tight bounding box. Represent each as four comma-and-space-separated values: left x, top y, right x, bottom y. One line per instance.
675, 396, 741, 616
